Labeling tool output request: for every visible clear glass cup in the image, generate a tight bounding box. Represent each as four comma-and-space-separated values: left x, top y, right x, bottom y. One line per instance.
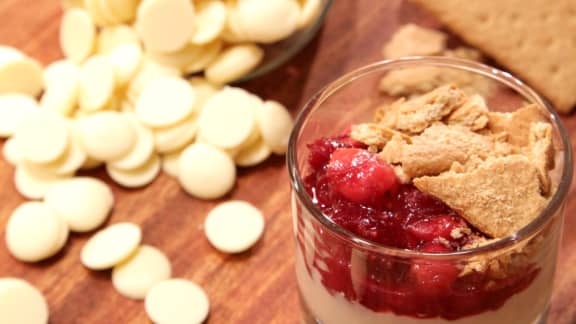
287, 57, 573, 324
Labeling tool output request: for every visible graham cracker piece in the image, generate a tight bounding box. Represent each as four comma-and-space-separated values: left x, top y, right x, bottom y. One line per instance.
410, 0, 576, 113
379, 134, 407, 164
379, 67, 446, 97
378, 85, 466, 134
413, 155, 547, 238
398, 123, 494, 177
445, 94, 489, 130
382, 23, 447, 59
379, 68, 496, 98
350, 123, 410, 150
488, 104, 548, 146
378, 46, 491, 99
528, 122, 555, 195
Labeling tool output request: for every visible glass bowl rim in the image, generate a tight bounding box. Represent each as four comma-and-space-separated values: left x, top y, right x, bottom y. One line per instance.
287, 56, 574, 260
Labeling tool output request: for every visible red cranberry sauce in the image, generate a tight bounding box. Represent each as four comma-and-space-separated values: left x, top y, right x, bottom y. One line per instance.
302, 135, 538, 320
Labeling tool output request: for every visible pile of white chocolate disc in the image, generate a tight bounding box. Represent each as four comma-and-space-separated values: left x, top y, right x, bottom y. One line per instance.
0, 0, 320, 322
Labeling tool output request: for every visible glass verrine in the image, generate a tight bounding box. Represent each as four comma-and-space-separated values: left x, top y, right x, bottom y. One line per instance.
287, 57, 573, 324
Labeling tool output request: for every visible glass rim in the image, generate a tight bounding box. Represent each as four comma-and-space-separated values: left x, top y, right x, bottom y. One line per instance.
287, 56, 574, 260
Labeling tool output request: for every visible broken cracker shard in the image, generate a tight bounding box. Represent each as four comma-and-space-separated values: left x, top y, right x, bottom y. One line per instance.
375, 84, 467, 134
413, 155, 547, 238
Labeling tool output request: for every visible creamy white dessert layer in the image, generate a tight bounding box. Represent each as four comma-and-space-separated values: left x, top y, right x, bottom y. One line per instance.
295, 251, 552, 324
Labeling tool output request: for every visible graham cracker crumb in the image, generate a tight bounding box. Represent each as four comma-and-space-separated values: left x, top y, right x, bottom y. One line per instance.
384, 85, 467, 134
350, 123, 409, 149
528, 122, 554, 195
445, 94, 489, 130
450, 226, 472, 239
392, 164, 411, 184
413, 155, 547, 238
382, 23, 447, 59
379, 67, 496, 98
379, 134, 407, 164
488, 104, 548, 146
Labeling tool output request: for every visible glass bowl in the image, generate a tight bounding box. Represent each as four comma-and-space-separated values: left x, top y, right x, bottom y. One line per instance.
236, 0, 333, 82
287, 57, 573, 324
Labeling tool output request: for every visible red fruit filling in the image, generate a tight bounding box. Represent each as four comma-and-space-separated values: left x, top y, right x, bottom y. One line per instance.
326, 148, 399, 205
303, 135, 539, 320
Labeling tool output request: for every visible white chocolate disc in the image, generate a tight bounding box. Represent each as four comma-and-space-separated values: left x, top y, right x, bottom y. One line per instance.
126, 59, 181, 101
14, 165, 71, 200
178, 142, 236, 199
97, 25, 140, 54
107, 43, 143, 86
13, 110, 70, 164
40, 70, 79, 117
188, 77, 219, 111
153, 113, 198, 154
43, 60, 79, 88
135, 76, 196, 128
235, 0, 300, 44
190, 0, 227, 45
112, 245, 172, 300
0, 46, 24, 63
197, 87, 259, 150
0, 278, 49, 324
109, 114, 155, 170
145, 279, 209, 324
104, 0, 140, 23
204, 200, 265, 253
220, 2, 249, 43
47, 123, 88, 175
78, 55, 116, 112
3, 137, 22, 165
235, 137, 271, 167
205, 44, 264, 84
258, 100, 293, 155
161, 150, 180, 178
5, 202, 69, 262
84, 0, 115, 26
148, 42, 209, 71
0, 54, 44, 98
106, 153, 161, 188
183, 40, 223, 75
25, 122, 87, 176
59, 8, 96, 63
77, 111, 137, 161
81, 222, 142, 270
136, 0, 196, 53
44, 177, 114, 233
0, 94, 39, 138
97, 0, 124, 24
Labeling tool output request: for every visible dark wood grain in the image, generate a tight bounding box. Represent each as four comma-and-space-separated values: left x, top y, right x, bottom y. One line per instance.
0, 1, 574, 323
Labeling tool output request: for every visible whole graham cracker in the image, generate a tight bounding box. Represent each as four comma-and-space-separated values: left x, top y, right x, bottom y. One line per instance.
410, 0, 576, 113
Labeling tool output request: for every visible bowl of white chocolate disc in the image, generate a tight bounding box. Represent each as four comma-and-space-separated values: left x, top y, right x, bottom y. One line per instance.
60, 0, 333, 85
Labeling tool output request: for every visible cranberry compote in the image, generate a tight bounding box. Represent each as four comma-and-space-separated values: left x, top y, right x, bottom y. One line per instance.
303, 135, 538, 320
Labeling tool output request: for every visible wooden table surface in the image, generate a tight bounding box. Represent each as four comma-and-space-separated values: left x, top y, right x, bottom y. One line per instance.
0, 1, 575, 323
